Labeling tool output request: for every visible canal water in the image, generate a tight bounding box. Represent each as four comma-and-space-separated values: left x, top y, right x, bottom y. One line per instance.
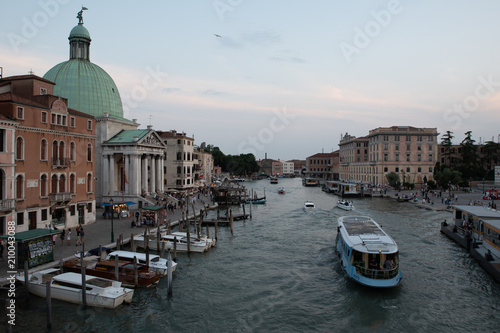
6, 178, 500, 332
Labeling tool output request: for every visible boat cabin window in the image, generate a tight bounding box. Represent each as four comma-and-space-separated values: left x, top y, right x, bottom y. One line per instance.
455, 210, 462, 221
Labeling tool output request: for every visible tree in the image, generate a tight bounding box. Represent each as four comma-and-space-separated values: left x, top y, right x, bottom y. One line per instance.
434, 167, 461, 190
481, 140, 500, 179
458, 131, 481, 179
386, 172, 400, 189
440, 131, 454, 168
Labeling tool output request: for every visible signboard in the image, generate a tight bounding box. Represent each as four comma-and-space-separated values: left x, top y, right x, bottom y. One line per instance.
18, 235, 54, 269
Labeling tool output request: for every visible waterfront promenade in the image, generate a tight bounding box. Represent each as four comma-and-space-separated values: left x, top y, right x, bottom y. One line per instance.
0, 197, 212, 285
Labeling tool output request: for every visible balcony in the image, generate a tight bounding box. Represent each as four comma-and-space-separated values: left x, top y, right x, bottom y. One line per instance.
52, 157, 70, 168
50, 192, 72, 203
0, 199, 14, 211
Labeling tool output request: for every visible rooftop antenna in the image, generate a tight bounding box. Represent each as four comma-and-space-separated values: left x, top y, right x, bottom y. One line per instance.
28, 69, 34, 75
149, 115, 152, 126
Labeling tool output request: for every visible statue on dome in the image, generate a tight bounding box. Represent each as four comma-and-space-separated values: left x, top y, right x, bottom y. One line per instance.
77, 7, 88, 24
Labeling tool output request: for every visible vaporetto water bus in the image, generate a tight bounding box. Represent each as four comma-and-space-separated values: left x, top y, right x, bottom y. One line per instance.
336, 216, 402, 288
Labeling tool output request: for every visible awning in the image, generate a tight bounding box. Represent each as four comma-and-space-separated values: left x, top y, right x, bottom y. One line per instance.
101, 201, 137, 206
0, 228, 61, 241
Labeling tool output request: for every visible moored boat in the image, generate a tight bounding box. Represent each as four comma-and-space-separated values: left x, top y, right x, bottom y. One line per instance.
63, 258, 162, 288
270, 177, 278, 184
336, 215, 402, 288
16, 268, 134, 308
105, 250, 176, 275
336, 200, 354, 211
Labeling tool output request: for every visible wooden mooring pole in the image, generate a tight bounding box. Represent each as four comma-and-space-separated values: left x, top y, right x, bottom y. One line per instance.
45, 281, 52, 329
167, 250, 173, 296
81, 265, 87, 307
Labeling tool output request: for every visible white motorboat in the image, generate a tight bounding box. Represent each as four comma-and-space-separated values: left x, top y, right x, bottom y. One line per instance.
170, 231, 216, 248
160, 234, 210, 253
105, 250, 176, 275
16, 268, 134, 308
303, 201, 316, 212
336, 200, 355, 211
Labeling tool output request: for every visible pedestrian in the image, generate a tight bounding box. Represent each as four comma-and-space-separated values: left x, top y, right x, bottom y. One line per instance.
66, 228, 71, 246
60, 229, 65, 246
52, 233, 57, 246
135, 211, 140, 222
76, 226, 81, 246
80, 226, 85, 245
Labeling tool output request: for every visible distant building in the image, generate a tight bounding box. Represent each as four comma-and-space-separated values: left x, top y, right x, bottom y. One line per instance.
340, 126, 439, 186
282, 161, 295, 175
158, 130, 195, 190
0, 74, 96, 231
288, 159, 306, 175
194, 147, 214, 186
305, 152, 338, 180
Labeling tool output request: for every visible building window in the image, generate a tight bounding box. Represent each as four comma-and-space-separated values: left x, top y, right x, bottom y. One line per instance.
87, 173, 92, 193
87, 202, 93, 213
429, 167, 433, 172
17, 107, 24, 119
406, 135, 411, 142
16, 174, 23, 199
394, 135, 400, 142
40, 174, 48, 197
384, 153, 388, 161
40, 139, 48, 161
417, 136, 422, 141
41, 111, 48, 123
17, 212, 24, 225
418, 154, 422, 161
40, 88, 47, 95
16, 137, 24, 160
87, 120, 92, 130
384, 167, 388, 172
406, 167, 411, 172
395, 167, 399, 172
59, 174, 66, 193
428, 144, 433, 151
70, 174, 76, 193
395, 144, 399, 151
428, 154, 433, 161
70, 205, 75, 216
87, 143, 92, 162
417, 145, 422, 151
41, 209, 48, 221
406, 153, 411, 162
70, 117, 76, 127
384, 144, 388, 150
428, 136, 434, 142
418, 167, 422, 172
395, 153, 399, 161
70, 142, 76, 161
406, 144, 411, 151
383, 135, 389, 142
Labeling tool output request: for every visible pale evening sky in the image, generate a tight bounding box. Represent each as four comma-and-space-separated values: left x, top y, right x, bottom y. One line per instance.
2, 0, 500, 161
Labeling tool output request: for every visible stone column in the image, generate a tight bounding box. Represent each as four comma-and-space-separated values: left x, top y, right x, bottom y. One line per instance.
124, 154, 130, 194
102, 154, 109, 195
151, 155, 156, 194
139, 155, 148, 194
109, 154, 115, 196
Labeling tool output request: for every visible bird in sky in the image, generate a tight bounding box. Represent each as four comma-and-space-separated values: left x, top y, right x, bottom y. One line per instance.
214, 34, 222, 38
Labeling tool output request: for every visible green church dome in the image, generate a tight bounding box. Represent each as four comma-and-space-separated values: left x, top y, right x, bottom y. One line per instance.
43, 14, 124, 120
44, 59, 124, 119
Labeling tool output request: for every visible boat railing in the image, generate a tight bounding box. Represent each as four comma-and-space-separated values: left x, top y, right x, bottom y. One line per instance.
354, 264, 399, 279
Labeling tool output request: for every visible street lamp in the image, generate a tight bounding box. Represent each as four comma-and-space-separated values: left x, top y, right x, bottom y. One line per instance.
110, 198, 114, 243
